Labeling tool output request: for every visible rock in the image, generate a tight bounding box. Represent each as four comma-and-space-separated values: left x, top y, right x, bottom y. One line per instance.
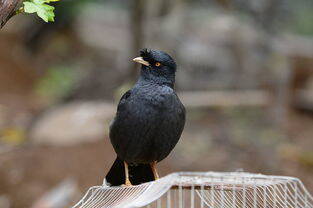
30, 102, 115, 146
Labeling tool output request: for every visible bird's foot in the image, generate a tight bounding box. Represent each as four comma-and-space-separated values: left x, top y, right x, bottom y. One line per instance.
123, 161, 132, 186
151, 161, 160, 180
124, 179, 133, 186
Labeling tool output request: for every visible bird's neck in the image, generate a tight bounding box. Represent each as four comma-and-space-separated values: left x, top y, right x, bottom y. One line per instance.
138, 70, 175, 88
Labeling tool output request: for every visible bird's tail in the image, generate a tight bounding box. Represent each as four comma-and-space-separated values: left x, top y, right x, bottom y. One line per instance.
105, 157, 155, 186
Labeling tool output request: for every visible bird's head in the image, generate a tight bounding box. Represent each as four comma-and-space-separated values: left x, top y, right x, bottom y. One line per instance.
133, 49, 177, 87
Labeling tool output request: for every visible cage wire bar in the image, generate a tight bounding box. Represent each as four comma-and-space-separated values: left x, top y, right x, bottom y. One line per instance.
72, 172, 313, 208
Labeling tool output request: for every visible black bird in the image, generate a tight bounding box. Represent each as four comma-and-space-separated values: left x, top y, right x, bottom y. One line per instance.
105, 49, 186, 186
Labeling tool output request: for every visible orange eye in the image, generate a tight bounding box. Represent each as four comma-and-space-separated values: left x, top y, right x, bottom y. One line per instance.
155, 62, 161, 67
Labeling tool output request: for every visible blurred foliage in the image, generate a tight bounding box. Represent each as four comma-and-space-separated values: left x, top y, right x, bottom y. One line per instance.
35, 66, 76, 102
52, 0, 92, 20
287, 0, 313, 36
0, 128, 26, 145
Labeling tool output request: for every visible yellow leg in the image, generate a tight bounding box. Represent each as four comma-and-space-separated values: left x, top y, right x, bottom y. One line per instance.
124, 162, 132, 186
151, 161, 159, 180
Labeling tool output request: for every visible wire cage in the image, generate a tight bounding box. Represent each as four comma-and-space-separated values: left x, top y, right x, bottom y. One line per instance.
72, 172, 313, 208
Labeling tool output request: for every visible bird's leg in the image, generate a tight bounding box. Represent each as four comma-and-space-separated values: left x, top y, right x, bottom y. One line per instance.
124, 162, 132, 186
151, 161, 159, 180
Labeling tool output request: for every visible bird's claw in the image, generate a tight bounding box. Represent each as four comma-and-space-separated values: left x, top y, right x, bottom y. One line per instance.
124, 179, 133, 186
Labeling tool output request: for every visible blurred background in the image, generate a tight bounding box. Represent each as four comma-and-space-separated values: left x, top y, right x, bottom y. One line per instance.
0, 0, 313, 207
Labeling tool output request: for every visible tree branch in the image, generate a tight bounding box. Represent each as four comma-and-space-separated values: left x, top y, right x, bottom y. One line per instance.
0, 0, 22, 29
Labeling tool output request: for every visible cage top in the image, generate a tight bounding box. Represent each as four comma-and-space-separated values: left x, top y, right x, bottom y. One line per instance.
72, 171, 313, 208
172, 171, 298, 185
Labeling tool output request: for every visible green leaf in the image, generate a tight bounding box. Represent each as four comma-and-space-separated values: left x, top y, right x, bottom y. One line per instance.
33, 0, 45, 4
23, 2, 39, 13
44, 0, 61, 3
23, 0, 58, 22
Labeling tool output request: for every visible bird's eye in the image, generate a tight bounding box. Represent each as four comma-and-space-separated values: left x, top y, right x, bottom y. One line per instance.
155, 62, 161, 67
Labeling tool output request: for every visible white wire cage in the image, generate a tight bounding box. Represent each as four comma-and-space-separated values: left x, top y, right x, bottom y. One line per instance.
72, 172, 313, 208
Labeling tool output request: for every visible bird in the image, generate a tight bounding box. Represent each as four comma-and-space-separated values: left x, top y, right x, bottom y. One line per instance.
105, 49, 186, 186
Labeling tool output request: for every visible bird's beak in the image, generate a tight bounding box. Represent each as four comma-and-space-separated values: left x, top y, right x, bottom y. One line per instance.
133, 57, 150, 66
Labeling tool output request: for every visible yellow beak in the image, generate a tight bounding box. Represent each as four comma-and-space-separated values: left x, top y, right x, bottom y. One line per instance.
132, 57, 150, 66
